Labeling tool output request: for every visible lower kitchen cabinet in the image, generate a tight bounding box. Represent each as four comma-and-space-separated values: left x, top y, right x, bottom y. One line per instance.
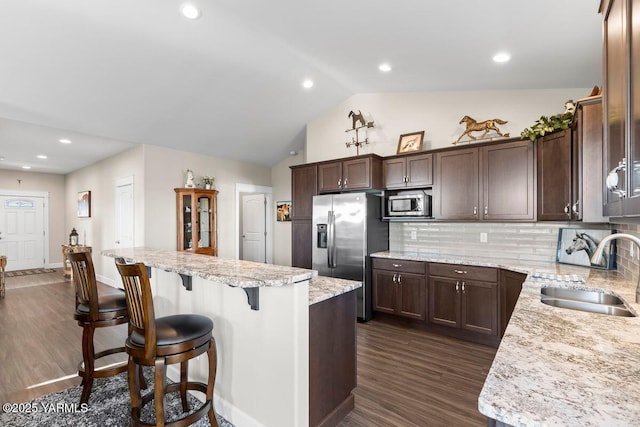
372, 258, 426, 320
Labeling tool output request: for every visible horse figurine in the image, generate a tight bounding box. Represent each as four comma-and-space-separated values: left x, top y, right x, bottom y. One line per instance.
565, 231, 608, 267
348, 110, 367, 129
454, 115, 510, 144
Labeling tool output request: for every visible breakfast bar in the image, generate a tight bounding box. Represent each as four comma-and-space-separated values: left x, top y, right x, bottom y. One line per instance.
102, 247, 361, 427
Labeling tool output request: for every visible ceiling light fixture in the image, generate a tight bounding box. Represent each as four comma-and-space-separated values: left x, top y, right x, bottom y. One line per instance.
0, 156, 4, 161
378, 63, 392, 72
37, 154, 48, 159
59, 138, 72, 144
493, 52, 511, 63
22, 165, 31, 169
180, 3, 201, 20
289, 151, 298, 156
302, 79, 314, 89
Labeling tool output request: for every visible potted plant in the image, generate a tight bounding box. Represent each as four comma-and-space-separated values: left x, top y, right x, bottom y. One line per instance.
520, 100, 575, 141
201, 175, 215, 190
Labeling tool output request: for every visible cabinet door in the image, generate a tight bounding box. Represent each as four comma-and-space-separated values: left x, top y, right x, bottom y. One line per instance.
406, 153, 433, 188
537, 130, 572, 220
383, 158, 407, 189
292, 220, 312, 268
603, 0, 626, 216
461, 280, 498, 336
195, 193, 215, 255
397, 272, 426, 320
342, 158, 371, 190
482, 140, 535, 221
372, 269, 397, 315
435, 148, 479, 220
626, 0, 640, 215
291, 164, 317, 220
428, 276, 460, 328
500, 270, 525, 336
318, 162, 342, 193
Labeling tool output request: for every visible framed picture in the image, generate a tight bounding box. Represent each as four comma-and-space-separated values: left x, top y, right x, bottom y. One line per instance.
556, 228, 616, 270
277, 201, 291, 222
77, 191, 91, 218
397, 131, 425, 154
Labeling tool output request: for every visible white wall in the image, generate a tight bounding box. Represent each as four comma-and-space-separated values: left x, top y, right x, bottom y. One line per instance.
0, 170, 65, 264
306, 88, 592, 162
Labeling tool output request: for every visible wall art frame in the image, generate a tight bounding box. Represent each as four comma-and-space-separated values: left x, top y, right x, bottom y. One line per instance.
556, 228, 616, 270
77, 190, 91, 218
397, 131, 425, 154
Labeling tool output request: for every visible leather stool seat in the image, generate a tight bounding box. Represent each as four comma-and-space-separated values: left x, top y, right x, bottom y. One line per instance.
130, 314, 213, 348
76, 292, 128, 316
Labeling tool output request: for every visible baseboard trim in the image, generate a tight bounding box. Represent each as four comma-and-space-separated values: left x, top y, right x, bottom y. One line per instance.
316, 393, 354, 427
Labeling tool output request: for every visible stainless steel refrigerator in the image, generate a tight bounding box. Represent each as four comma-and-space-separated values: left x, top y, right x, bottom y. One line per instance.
312, 192, 388, 321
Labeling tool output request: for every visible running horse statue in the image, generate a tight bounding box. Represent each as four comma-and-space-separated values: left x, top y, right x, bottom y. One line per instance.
454, 115, 510, 144
565, 231, 608, 268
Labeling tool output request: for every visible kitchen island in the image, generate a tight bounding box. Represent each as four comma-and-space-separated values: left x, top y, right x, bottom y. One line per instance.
102, 247, 361, 427
371, 251, 640, 426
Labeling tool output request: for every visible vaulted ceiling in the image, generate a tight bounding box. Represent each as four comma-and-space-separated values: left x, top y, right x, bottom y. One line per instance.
0, 0, 602, 174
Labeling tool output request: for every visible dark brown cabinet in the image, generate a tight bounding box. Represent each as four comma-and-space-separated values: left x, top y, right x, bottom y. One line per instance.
383, 153, 433, 189
317, 155, 383, 193
434, 139, 534, 221
537, 130, 573, 220
290, 164, 317, 268
175, 188, 217, 256
428, 263, 498, 337
499, 270, 526, 336
372, 258, 426, 320
601, 0, 640, 217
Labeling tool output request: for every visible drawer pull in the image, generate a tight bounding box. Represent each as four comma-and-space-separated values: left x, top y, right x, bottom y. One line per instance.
392, 263, 402, 268
455, 281, 460, 293
454, 269, 467, 274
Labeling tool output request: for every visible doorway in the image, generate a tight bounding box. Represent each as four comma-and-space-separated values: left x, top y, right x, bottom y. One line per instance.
235, 183, 273, 263
115, 176, 135, 248
0, 191, 48, 271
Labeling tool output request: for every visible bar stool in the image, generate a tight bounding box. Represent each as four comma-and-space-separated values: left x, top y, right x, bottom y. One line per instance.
0, 255, 6, 298
115, 260, 219, 427
68, 250, 129, 403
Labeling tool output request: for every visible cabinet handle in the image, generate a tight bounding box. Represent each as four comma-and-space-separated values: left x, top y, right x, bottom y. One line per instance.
473, 206, 477, 215
484, 206, 488, 215
454, 269, 467, 274
563, 203, 571, 218
572, 201, 579, 215
392, 263, 402, 268
338, 178, 342, 187
392, 273, 397, 284
456, 281, 460, 293
404, 176, 409, 183
344, 178, 348, 187
462, 282, 465, 293
397, 274, 402, 284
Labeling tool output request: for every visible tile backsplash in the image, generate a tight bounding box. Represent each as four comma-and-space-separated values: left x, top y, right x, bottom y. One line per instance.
610, 222, 640, 283
389, 222, 611, 264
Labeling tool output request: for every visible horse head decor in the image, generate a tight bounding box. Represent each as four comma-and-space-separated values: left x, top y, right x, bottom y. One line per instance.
454, 115, 510, 145
565, 231, 608, 268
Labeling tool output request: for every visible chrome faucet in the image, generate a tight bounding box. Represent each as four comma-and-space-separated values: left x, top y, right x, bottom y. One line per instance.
590, 233, 640, 303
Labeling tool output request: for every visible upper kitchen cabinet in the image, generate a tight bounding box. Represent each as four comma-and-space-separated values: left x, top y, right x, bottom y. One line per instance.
434, 139, 534, 221
317, 154, 383, 193
383, 153, 433, 189
601, 0, 640, 217
291, 164, 317, 220
175, 188, 217, 256
537, 97, 607, 221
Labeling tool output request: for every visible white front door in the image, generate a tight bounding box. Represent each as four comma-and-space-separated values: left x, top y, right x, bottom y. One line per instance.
242, 194, 266, 263
0, 195, 45, 271
115, 177, 135, 248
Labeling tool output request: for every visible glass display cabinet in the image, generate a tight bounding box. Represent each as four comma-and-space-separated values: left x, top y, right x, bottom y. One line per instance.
175, 188, 218, 255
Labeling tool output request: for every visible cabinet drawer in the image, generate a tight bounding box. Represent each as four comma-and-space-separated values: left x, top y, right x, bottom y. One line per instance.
429, 263, 497, 282
372, 258, 425, 275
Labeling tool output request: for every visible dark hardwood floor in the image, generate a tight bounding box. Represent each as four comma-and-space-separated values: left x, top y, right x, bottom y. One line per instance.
1, 276, 496, 426
338, 320, 497, 427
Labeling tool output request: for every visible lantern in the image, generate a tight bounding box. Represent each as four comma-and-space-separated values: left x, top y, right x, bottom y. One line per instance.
69, 228, 79, 246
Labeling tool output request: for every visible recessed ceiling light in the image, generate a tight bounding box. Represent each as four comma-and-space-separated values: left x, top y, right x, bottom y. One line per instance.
180, 3, 201, 20
37, 154, 48, 159
59, 138, 72, 144
378, 63, 392, 72
0, 156, 4, 161
493, 52, 511, 63
22, 165, 31, 169
289, 150, 298, 156
302, 79, 314, 89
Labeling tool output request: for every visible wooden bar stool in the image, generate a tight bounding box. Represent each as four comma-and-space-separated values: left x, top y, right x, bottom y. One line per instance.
115, 260, 219, 427
68, 250, 130, 403
0, 255, 6, 298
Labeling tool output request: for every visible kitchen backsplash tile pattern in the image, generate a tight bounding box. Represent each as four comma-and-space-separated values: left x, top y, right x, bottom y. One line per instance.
389, 222, 611, 264
610, 222, 640, 283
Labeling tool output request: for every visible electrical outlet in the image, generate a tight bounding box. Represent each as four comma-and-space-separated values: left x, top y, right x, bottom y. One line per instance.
410, 230, 418, 240
480, 232, 488, 243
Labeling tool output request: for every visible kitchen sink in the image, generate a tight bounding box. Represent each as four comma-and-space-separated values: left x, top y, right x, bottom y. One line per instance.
540, 286, 635, 317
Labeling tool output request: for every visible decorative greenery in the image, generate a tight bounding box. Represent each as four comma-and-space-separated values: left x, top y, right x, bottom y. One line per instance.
201, 175, 215, 185
520, 102, 575, 141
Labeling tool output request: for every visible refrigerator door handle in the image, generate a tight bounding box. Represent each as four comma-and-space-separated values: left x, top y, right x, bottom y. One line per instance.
327, 210, 335, 268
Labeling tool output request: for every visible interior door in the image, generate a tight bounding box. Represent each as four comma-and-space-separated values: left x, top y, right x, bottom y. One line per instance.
242, 194, 266, 263
0, 195, 45, 271
115, 178, 135, 248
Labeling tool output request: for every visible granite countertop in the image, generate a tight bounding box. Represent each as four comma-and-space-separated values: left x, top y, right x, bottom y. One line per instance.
371, 251, 640, 426
102, 247, 316, 288
308, 276, 361, 306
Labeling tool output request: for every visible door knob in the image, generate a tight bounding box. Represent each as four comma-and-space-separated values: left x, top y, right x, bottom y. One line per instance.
115, 240, 120, 244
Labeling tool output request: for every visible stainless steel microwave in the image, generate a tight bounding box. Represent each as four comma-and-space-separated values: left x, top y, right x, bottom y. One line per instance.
387, 194, 431, 217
